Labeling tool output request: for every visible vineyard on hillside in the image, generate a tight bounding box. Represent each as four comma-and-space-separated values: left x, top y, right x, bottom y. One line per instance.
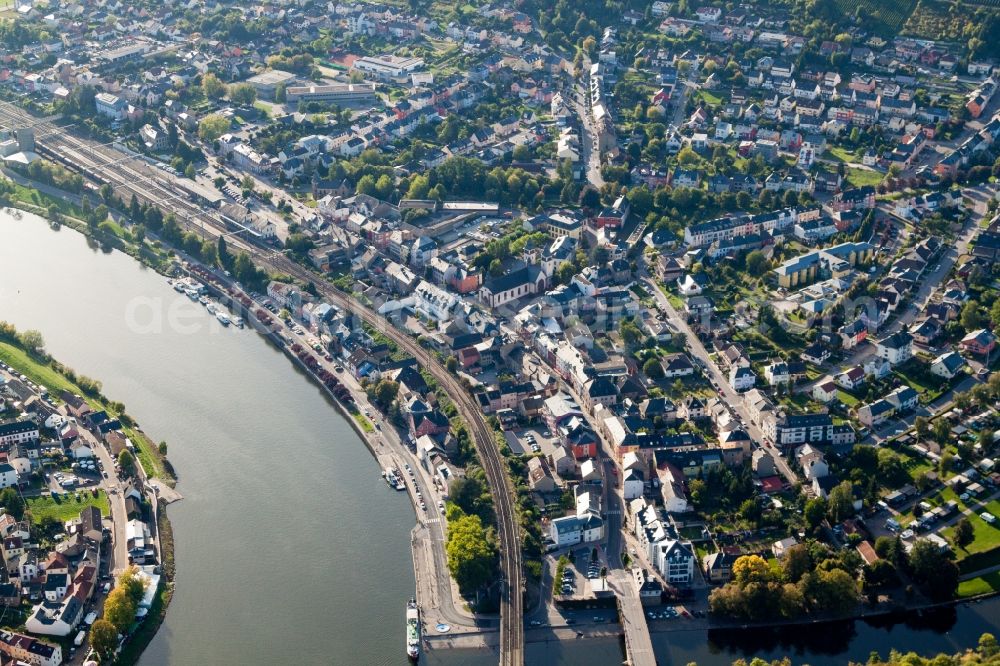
902, 0, 1000, 58
833, 0, 918, 36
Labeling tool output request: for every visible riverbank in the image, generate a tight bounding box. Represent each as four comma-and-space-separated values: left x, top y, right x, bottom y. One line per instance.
0, 323, 177, 664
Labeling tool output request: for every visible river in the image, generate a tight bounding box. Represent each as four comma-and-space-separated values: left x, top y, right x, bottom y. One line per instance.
2, 211, 999, 666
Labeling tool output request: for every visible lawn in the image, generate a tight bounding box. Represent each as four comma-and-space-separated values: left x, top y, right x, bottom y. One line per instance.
26, 490, 109, 526
124, 426, 170, 481
824, 147, 859, 163
946, 512, 1000, 557
353, 412, 374, 433
958, 571, 1000, 598
697, 90, 723, 106
845, 167, 884, 189
837, 390, 860, 407
0, 341, 82, 398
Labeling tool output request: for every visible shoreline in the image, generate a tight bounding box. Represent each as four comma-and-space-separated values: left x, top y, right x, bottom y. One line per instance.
0, 319, 178, 665
5, 201, 1000, 658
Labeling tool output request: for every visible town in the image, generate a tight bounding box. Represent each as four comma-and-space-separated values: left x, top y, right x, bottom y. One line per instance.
0, 324, 172, 665
1, 0, 1000, 664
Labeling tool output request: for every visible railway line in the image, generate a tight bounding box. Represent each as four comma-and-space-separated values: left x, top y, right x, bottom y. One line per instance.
0, 102, 525, 664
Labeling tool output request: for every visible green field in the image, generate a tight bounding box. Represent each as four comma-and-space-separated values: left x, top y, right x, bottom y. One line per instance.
834, 0, 918, 35
845, 167, 884, 189
0, 341, 82, 398
353, 412, 375, 433
945, 512, 1000, 556
958, 570, 1000, 597
26, 490, 110, 526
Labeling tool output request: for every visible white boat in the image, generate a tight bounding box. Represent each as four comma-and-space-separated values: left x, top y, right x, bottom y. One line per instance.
232, 316, 244, 328
172, 281, 185, 293
198, 295, 211, 306
406, 598, 420, 661
384, 468, 399, 488
215, 311, 231, 326
185, 289, 199, 301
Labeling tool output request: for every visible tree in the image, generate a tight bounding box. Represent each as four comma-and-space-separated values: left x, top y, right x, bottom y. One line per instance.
201, 72, 226, 100
184, 163, 196, 179
812, 568, 859, 614
827, 481, 855, 523
158, 441, 168, 455
914, 416, 929, 440
89, 619, 118, 660
372, 379, 399, 409
961, 300, 985, 332
104, 586, 137, 632
118, 566, 147, 605
445, 512, 497, 593
118, 449, 136, 476
445, 356, 458, 373
275, 83, 287, 104
745, 250, 768, 276
643, 358, 665, 379
228, 83, 257, 106
0, 487, 24, 520
732, 555, 771, 586
782, 544, 811, 583
19, 329, 44, 355
555, 261, 576, 285
198, 114, 231, 143
804, 497, 827, 530
954, 517, 975, 550
864, 559, 898, 590
909, 540, 959, 600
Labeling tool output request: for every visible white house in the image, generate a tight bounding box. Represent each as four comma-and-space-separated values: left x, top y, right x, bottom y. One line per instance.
652, 539, 695, 585
931, 351, 965, 379
729, 365, 756, 392
25, 596, 82, 637
812, 380, 838, 403
876, 331, 913, 366
0, 464, 18, 490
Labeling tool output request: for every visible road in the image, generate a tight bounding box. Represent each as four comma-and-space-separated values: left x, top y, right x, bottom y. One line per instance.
572, 75, 604, 189
0, 101, 525, 664
798, 184, 988, 396
643, 276, 800, 484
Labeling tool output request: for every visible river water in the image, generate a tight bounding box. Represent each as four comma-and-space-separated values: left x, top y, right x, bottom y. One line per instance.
2, 211, 999, 666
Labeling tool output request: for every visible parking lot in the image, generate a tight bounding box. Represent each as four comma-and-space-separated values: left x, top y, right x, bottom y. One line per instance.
505, 427, 559, 457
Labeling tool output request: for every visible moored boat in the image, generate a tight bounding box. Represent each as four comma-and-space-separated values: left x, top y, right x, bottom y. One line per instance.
406, 598, 420, 661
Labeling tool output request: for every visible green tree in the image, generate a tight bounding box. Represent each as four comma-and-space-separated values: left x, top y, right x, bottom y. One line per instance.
184, 163, 196, 179
198, 114, 231, 143
228, 83, 257, 106
89, 619, 118, 660
827, 481, 855, 523
961, 300, 985, 332
201, 72, 226, 100
118, 566, 147, 606
118, 449, 136, 476
643, 358, 665, 379
804, 497, 827, 530
372, 379, 399, 408
745, 250, 768, 276
104, 586, 137, 632
19, 329, 44, 356
275, 83, 287, 103
953, 517, 975, 550
782, 544, 811, 583
909, 540, 959, 600
445, 512, 497, 593
0, 487, 24, 520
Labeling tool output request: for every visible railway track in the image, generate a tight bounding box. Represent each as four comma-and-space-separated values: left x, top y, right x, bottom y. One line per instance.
0, 102, 525, 664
